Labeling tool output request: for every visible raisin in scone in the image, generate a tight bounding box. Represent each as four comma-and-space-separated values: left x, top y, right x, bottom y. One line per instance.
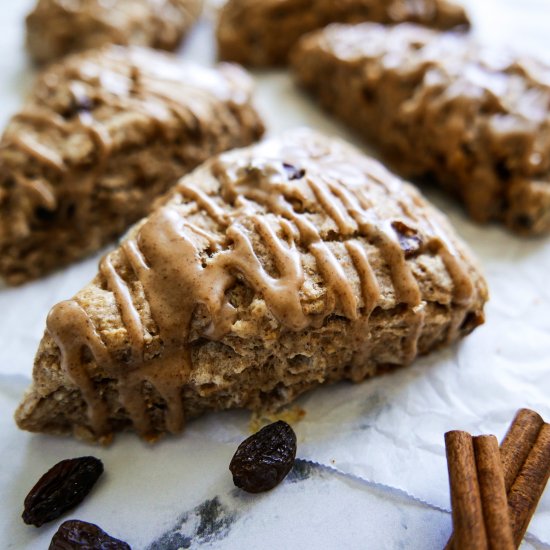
292, 23, 550, 235
217, 0, 469, 67
15, 129, 488, 443
26, 0, 203, 65
0, 46, 264, 285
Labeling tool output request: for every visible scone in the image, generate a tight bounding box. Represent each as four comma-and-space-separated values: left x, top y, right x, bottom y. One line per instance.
15, 129, 488, 443
292, 23, 550, 235
0, 46, 264, 285
217, 0, 469, 66
26, 0, 203, 65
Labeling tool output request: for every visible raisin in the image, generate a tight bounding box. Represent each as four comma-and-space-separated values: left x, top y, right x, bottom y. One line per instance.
22, 457, 104, 527
514, 214, 534, 230
494, 159, 511, 181
229, 420, 297, 493
362, 85, 376, 102
35, 206, 56, 223
391, 220, 423, 258
49, 520, 131, 550
72, 93, 94, 116
460, 310, 485, 335
283, 163, 306, 180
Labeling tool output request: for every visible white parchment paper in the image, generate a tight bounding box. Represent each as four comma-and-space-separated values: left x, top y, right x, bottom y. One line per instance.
0, 1, 549, 548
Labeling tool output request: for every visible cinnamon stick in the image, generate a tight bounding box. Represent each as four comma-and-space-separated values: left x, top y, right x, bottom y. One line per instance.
473, 436, 514, 550
500, 408, 545, 491
444, 409, 550, 550
445, 430, 488, 550
507, 423, 550, 547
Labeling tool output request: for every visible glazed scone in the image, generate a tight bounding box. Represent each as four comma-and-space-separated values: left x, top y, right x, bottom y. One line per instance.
15, 129, 488, 442
217, 0, 469, 66
0, 46, 264, 285
292, 23, 550, 235
26, 0, 203, 64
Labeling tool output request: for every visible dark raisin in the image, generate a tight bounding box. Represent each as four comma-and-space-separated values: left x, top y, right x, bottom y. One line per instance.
22, 457, 104, 527
514, 214, 534, 230
391, 220, 423, 258
460, 311, 485, 335
66, 203, 76, 220
283, 163, 306, 180
229, 420, 297, 493
35, 206, 56, 222
362, 86, 376, 102
494, 159, 511, 181
73, 94, 94, 115
49, 520, 131, 550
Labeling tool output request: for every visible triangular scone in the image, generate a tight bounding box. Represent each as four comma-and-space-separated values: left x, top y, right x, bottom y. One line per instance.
292, 23, 550, 235
27, 0, 203, 64
0, 46, 264, 285
15, 130, 488, 442
217, 0, 468, 66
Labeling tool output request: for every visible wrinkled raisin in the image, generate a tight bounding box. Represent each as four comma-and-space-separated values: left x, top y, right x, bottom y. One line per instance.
460, 310, 485, 335
391, 220, 423, 258
22, 457, 104, 527
283, 163, 306, 180
514, 214, 534, 230
229, 420, 297, 493
49, 520, 131, 549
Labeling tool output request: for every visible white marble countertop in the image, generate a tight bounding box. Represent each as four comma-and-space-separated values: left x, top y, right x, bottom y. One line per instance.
0, 1, 549, 549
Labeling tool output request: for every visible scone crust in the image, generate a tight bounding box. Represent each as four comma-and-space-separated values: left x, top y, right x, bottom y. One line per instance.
15, 129, 488, 442
26, 0, 204, 64
217, 0, 468, 66
0, 46, 264, 285
292, 23, 550, 235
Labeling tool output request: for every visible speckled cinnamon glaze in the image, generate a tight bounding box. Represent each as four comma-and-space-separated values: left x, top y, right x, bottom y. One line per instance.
0, 45, 264, 284
26, 0, 203, 64
217, 0, 468, 67
292, 23, 550, 235
15, 130, 487, 442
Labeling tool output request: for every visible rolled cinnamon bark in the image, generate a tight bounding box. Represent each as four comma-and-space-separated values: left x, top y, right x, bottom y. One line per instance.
508, 423, 550, 546
500, 409, 545, 491
473, 436, 514, 550
445, 431, 488, 550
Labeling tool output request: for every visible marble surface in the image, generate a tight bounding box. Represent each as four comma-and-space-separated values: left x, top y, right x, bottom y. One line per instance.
0, 1, 549, 549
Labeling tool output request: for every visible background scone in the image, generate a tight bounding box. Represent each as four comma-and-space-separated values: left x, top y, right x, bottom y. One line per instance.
0, 46, 264, 285
15, 129, 488, 443
217, 0, 469, 66
27, 0, 203, 65
292, 23, 550, 235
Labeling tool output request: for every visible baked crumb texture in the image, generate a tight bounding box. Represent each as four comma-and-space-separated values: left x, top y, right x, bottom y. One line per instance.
26, 0, 204, 64
217, 0, 468, 67
292, 23, 550, 235
0, 46, 264, 285
15, 129, 488, 442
